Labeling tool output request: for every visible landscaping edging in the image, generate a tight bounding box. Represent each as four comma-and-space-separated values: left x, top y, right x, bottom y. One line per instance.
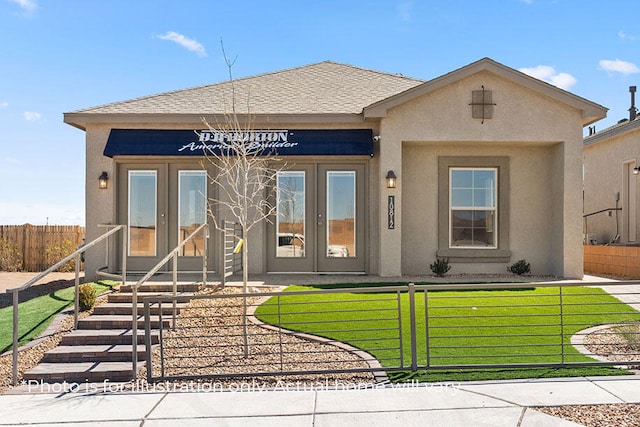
571, 324, 639, 370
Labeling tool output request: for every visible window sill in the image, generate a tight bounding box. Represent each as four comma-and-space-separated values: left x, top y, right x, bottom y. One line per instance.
436, 248, 512, 263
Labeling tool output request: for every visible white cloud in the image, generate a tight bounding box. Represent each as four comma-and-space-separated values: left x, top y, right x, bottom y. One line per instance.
599, 59, 640, 76
157, 31, 207, 57
23, 111, 41, 121
397, 2, 413, 21
9, 0, 37, 13
618, 31, 637, 41
5, 157, 22, 165
518, 65, 577, 90
0, 101, 8, 108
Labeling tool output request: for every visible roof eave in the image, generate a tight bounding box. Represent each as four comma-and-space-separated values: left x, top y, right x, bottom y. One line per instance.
584, 118, 640, 146
63, 112, 370, 131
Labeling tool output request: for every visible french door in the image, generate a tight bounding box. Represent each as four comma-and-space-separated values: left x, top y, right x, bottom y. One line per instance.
267, 163, 366, 272
118, 163, 212, 272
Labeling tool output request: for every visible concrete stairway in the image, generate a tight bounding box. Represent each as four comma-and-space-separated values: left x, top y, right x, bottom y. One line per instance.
23, 282, 202, 383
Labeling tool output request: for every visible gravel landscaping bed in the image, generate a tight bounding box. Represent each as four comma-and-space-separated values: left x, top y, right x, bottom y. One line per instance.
535, 324, 640, 426
137, 286, 376, 388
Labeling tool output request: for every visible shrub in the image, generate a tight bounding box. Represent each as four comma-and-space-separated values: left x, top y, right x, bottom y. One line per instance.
78, 284, 97, 311
508, 259, 531, 275
430, 258, 451, 277
0, 237, 23, 272
45, 239, 77, 272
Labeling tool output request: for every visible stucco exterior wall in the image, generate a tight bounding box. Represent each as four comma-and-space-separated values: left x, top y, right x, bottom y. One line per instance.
377, 71, 585, 277
583, 129, 640, 245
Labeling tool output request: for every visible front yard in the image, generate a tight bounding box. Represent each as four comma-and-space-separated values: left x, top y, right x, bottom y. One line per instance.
254, 283, 640, 382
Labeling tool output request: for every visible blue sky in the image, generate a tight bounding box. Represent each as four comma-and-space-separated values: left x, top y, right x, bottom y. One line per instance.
1, 0, 639, 225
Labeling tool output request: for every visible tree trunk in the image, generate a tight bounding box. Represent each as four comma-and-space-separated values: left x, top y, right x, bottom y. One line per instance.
242, 234, 249, 357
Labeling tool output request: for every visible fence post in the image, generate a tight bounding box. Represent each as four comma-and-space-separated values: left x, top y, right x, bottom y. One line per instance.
202, 225, 208, 286
12, 291, 19, 385
424, 290, 430, 368
74, 254, 80, 329
559, 286, 565, 364
396, 290, 404, 368
221, 220, 226, 287
408, 283, 418, 371
172, 253, 178, 329
144, 299, 152, 383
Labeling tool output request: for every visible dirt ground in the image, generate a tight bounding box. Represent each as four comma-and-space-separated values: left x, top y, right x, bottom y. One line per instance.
0, 272, 84, 309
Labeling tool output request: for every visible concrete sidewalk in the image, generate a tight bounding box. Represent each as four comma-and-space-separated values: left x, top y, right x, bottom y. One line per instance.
1, 376, 639, 426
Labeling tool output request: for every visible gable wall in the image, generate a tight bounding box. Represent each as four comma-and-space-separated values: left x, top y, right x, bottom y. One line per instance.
377, 71, 585, 277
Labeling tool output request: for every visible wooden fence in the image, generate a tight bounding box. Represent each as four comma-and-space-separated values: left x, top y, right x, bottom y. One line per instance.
0, 224, 85, 272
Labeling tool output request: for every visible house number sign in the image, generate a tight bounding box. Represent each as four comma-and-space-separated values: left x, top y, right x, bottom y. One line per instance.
388, 195, 395, 229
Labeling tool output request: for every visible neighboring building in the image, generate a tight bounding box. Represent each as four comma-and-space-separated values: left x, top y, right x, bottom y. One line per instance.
583, 87, 640, 246
64, 58, 606, 279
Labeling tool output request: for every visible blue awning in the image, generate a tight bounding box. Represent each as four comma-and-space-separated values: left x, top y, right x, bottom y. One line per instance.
104, 129, 374, 157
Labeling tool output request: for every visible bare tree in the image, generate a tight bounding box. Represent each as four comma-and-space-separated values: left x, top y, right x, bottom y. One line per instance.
200, 45, 285, 356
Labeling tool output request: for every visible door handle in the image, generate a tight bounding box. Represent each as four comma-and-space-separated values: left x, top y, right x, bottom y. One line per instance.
317, 213, 323, 225
160, 213, 166, 225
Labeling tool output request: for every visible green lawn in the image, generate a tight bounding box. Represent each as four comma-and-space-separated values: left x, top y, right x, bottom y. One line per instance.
0, 281, 116, 353
254, 284, 640, 382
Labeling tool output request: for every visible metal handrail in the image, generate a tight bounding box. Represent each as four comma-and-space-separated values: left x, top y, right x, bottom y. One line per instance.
130, 222, 209, 378
583, 207, 622, 218
6, 224, 127, 385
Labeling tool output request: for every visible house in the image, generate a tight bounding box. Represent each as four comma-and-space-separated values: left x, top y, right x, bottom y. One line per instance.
583, 86, 640, 246
64, 58, 606, 279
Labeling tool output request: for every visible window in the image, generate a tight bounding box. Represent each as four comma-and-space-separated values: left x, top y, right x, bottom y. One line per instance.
450, 168, 497, 248
437, 157, 511, 263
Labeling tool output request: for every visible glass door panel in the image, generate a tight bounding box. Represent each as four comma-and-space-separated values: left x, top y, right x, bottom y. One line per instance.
276, 171, 306, 258
326, 171, 355, 258
178, 170, 207, 256
317, 164, 365, 272
129, 171, 157, 256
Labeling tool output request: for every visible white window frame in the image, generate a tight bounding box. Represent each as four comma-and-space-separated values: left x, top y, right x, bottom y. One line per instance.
449, 167, 498, 249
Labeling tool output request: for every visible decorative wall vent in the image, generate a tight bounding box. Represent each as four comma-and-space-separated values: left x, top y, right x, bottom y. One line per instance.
469, 86, 496, 124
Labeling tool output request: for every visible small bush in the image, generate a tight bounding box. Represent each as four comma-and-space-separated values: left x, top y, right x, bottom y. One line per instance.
508, 259, 531, 275
78, 284, 97, 311
45, 239, 77, 272
430, 258, 451, 277
0, 237, 23, 272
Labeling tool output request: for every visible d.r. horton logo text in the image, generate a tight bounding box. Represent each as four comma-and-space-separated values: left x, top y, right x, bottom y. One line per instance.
178, 130, 299, 152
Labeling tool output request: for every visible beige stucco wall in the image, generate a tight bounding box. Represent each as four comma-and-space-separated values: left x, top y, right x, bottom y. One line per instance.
583, 128, 640, 245
377, 70, 585, 278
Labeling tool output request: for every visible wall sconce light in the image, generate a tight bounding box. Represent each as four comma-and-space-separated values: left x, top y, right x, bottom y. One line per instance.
633, 166, 640, 175
98, 171, 109, 189
385, 170, 397, 189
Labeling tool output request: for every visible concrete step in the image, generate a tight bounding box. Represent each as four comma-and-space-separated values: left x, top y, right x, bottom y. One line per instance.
43, 345, 146, 363
119, 283, 202, 293
23, 362, 136, 383
107, 292, 194, 304
77, 315, 170, 330
61, 329, 159, 346
93, 302, 188, 316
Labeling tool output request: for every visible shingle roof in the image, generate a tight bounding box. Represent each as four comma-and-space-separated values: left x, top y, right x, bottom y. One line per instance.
70, 61, 424, 116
